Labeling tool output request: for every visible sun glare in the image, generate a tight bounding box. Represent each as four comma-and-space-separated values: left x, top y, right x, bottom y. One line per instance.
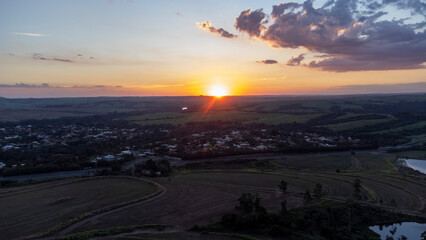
208, 85, 229, 97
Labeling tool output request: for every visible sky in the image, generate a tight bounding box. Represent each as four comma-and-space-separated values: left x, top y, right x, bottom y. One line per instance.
0, 0, 425, 98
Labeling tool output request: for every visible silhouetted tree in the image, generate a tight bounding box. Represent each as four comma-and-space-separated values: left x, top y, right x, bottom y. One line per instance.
313, 183, 324, 202
353, 179, 362, 200
304, 190, 313, 206
278, 180, 287, 196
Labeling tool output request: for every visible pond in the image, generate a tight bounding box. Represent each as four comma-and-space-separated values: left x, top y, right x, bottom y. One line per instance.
369, 222, 426, 240
400, 158, 426, 174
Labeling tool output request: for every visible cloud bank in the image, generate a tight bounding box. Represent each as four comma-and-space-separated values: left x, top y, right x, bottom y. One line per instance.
204, 0, 426, 72
327, 82, 426, 94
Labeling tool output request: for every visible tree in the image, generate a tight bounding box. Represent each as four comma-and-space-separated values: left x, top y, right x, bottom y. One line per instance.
278, 180, 288, 215
304, 190, 313, 206
235, 193, 266, 216
280, 199, 287, 215
353, 179, 362, 200
313, 183, 324, 202
236, 193, 255, 215
278, 180, 288, 196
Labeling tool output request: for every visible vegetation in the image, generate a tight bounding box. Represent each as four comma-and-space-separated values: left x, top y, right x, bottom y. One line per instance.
195, 193, 426, 240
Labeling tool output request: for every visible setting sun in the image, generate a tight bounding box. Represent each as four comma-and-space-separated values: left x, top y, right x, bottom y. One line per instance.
208, 85, 229, 97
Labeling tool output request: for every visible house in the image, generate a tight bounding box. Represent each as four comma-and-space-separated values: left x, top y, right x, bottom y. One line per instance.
121, 150, 132, 155
2, 145, 14, 151
103, 155, 116, 161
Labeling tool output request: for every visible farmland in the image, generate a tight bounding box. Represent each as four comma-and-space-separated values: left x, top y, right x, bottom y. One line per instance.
126, 111, 323, 126
46, 152, 424, 240
322, 118, 394, 131
0, 177, 159, 240
0, 94, 426, 239
0, 152, 425, 240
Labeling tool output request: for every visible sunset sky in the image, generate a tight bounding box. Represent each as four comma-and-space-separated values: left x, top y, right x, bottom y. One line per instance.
0, 0, 425, 98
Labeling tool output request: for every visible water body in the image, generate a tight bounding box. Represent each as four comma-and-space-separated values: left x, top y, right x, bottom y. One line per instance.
0, 168, 109, 182
400, 158, 426, 174
369, 222, 426, 240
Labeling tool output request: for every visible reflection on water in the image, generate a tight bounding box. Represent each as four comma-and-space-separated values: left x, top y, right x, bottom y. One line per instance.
369, 222, 426, 240
400, 158, 426, 174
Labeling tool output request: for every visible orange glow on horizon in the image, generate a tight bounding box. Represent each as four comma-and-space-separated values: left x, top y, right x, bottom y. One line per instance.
207, 84, 229, 97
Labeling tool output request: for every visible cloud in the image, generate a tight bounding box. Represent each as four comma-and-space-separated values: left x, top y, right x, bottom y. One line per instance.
176, 12, 183, 17
234, 9, 266, 37
287, 54, 305, 66
0, 83, 123, 89
0, 83, 51, 88
11, 32, 47, 37
377, 0, 426, 17
32, 53, 73, 63
257, 59, 278, 64
197, 21, 237, 39
229, 1, 426, 72
327, 82, 426, 94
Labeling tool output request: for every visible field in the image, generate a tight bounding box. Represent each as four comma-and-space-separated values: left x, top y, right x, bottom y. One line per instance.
272, 152, 397, 172
1, 152, 425, 240
0, 177, 159, 240
125, 111, 322, 126
395, 150, 426, 159
44, 152, 424, 240
323, 118, 394, 131
371, 121, 426, 134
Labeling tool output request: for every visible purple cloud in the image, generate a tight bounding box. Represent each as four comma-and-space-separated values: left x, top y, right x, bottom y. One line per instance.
257, 59, 278, 64
230, 0, 426, 72
197, 21, 237, 39
287, 54, 305, 66
33, 53, 73, 63
234, 9, 266, 37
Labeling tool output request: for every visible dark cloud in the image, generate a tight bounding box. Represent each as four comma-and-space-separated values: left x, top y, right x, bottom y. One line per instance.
234, 9, 266, 37
32, 53, 73, 63
287, 54, 305, 66
52, 58, 72, 63
271, 3, 302, 18
197, 21, 237, 39
229, 0, 426, 72
257, 59, 278, 64
380, 0, 426, 17
0, 83, 50, 88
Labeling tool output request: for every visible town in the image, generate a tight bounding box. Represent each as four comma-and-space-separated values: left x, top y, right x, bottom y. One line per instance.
0, 119, 365, 176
